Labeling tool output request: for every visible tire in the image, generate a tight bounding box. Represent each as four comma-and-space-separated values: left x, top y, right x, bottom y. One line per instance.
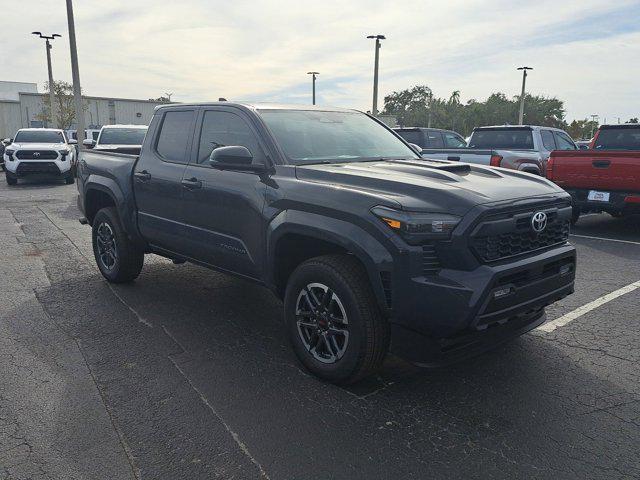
284, 254, 389, 384
92, 207, 144, 283
5, 171, 17, 186
64, 172, 74, 185
570, 207, 580, 226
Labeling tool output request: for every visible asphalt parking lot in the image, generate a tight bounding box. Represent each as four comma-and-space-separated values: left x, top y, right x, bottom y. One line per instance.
1, 177, 639, 480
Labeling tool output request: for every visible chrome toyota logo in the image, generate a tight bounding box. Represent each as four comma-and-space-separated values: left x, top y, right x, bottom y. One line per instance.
32, 152, 40, 157
531, 211, 547, 233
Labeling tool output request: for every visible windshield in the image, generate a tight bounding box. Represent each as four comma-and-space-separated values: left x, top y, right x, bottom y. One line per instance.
258, 110, 418, 164
98, 128, 147, 145
469, 128, 534, 150
14, 130, 65, 144
594, 127, 640, 150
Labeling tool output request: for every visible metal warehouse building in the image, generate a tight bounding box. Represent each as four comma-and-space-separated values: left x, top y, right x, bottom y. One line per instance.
0, 80, 166, 138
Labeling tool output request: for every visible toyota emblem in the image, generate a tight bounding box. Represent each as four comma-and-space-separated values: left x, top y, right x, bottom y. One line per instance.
531, 211, 547, 233
33, 152, 40, 157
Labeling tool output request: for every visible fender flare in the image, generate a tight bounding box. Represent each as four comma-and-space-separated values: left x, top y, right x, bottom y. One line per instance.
518, 163, 542, 175
266, 210, 394, 312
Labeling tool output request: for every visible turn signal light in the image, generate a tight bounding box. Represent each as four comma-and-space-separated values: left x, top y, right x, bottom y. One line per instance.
382, 217, 401, 229
489, 154, 502, 167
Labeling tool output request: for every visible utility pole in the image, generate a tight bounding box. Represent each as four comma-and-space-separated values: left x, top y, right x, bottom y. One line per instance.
65, 0, 85, 147
32, 32, 61, 128
367, 34, 385, 116
590, 114, 599, 138
517, 66, 533, 125
307, 72, 319, 105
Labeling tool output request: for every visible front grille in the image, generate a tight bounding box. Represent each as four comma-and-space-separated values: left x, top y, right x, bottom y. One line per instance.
422, 243, 441, 275
471, 218, 569, 262
16, 162, 61, 175
16, 150, 58, 160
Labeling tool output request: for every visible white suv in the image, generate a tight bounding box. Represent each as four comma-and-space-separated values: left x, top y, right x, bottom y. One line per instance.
3, 128, 77, 185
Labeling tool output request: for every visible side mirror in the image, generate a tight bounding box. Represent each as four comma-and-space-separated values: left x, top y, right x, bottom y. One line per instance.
209, 145, 254, 167
83, 139, 96, 148
68, 138, 77, 145
8, 138, 13, 144
409, 143, 423, 154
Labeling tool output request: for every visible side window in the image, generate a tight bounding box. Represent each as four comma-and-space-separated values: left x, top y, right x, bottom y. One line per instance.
541, 130, 556, 151
425, 130, 445, 148
443, 132, 466, 148
396, 130, 422, 147
553, 131, 577, 150
156, 110, 194, 163
197, 110, 264, 164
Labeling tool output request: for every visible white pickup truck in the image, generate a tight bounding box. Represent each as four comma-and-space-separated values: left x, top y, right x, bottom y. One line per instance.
3, 128, 77, 185
83, 124, 148, 155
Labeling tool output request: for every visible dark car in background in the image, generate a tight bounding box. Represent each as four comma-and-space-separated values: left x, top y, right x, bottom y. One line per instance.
394, 127, 467, 149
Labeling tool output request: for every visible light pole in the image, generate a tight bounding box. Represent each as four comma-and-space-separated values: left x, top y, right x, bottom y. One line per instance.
164, 92, 173, 102
307, 72, 319, 105
65, 0, 85, 147
367, 34, 385, 116
590, 114, 599, 138
517, 66, 533, 125
32, 32, 61, 128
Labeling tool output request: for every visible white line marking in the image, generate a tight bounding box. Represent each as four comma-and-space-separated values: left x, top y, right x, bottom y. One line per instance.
570, 234, 640, 246
538, 280, 640, 332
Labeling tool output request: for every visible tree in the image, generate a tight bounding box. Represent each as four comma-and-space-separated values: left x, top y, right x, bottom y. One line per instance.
382, 85, 432, 127
149, 96, 172, 103
36, 80, 87, 130
629, 117, 639, 124
566, 119, 598, 140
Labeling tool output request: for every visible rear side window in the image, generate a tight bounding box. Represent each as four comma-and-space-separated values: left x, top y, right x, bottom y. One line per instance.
396, 130, 423, 147
553, 131, 577, 150
541, 130, 556, 150
156, 110, 194, 163
425, 130, 444, 148
443, 132, 466, 148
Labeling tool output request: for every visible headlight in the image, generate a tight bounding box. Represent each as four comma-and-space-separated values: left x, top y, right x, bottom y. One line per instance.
372, 206, 461, 244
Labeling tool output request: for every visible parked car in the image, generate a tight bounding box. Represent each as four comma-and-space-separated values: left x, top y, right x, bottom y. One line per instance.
66, 129, 101, 142
83, 124, 148, 155
416, 125, 578, 176
77, 102, 576, 384
0, 138, 11, 171
575, 140, 591, 150
394, 127, 467, 149
4, 128, 76, 185
547, 124, 640, 222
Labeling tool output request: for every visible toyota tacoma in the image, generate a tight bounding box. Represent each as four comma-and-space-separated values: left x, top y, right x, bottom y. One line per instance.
76, 103, 576, 384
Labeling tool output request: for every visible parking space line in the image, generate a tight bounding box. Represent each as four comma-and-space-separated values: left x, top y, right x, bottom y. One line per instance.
570, 234, 640, 246
538, 280, 640, 333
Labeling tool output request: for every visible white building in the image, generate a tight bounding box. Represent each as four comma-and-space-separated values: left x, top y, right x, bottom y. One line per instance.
0, 80, 167, 138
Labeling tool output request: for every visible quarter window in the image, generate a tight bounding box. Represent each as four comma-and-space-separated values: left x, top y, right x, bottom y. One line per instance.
541, 130, 556, 150
197, 110, 263, 164
156, 110, 194, 163
553, 131, 577, 150
443, 132, 466, 148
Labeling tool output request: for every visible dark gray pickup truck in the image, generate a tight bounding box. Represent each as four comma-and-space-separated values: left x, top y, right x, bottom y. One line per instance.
77, 102, 576, 384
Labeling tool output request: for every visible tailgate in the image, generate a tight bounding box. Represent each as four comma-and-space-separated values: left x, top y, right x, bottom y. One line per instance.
549, 151, 640, 191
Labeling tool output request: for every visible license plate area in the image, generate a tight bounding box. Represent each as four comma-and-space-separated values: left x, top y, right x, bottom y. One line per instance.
587, 190, 610, 202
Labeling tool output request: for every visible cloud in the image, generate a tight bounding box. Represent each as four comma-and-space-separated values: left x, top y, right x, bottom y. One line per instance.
2, 0, 639, 122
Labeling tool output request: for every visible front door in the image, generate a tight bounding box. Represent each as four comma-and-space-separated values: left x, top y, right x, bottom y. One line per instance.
133, 108, 197, 252
179, 108, 268, 280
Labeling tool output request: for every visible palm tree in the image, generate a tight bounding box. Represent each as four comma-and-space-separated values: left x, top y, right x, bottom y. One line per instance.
449, 90, 461, 105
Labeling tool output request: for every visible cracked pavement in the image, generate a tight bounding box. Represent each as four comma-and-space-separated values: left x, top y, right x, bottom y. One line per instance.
0, 177, 639, 479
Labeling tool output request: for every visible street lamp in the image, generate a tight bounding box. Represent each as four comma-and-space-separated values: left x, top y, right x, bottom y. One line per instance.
517, 66, 533, 125
367, 34, 385, 116
32, 31, 61, 128
307, 72, 319, 105
65, 0, 86, 147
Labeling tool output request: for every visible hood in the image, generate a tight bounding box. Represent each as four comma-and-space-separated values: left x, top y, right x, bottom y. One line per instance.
10, 142, 70, 150
295, 159, 566, 215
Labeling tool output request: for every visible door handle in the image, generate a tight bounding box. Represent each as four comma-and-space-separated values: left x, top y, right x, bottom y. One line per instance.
134, 170, 151, 182
181, 177, 202, 189
592, 160, 610, 168
447, 156, 461, 161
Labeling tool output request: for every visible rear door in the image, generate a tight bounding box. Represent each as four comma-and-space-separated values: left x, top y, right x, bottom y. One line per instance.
133, 108, 197, 251
178, 107, 268, 279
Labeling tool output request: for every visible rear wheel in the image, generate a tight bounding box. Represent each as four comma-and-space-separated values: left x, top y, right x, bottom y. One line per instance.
284, 254, 389, 384
571, 207, 580, 226
92, 207, 144, 283
64, 172, 74, 185
5, 171, 17, 186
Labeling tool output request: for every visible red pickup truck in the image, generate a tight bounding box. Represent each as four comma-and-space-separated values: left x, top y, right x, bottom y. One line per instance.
546, 124, 640, 223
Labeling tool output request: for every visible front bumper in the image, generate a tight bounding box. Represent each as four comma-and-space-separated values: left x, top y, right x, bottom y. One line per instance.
388, 243, 576, 364
5, 158, 71, 176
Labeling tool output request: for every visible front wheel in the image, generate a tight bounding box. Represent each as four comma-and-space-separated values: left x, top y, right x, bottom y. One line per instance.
571, 207, 580, 226
5, 171, 17, 186
284, 254, 389, 385
92, 207, 144, 283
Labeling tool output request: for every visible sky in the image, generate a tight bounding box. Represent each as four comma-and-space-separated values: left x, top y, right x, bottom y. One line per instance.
1, 0, 639, 123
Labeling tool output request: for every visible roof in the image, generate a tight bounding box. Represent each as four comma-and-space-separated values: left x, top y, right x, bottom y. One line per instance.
100, 124, 148, 129
154, 101, 355, 113
474, 125, 565, 131
393, 126, 459, 133
17, 127, 64, 132
599, 123, 640, 129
